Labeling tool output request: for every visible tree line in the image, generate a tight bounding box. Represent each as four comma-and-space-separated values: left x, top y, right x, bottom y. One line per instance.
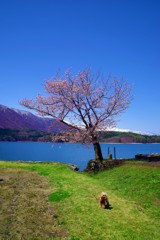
1, 128, 160, 143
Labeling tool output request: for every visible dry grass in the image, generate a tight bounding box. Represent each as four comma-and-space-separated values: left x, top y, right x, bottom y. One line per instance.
0, 168, 67, 240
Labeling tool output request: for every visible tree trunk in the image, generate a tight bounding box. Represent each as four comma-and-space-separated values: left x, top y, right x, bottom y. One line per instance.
93, 142, 103, 162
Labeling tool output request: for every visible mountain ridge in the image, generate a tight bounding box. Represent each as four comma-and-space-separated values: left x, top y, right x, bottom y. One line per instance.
0, 104, 160, 143
0, 104, 67, 133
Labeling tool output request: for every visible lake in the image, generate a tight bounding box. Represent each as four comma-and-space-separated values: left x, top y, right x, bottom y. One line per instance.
0, 142, 160, 171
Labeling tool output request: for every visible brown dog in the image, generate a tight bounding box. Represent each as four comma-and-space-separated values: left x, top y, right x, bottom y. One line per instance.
93, 192, 109, 209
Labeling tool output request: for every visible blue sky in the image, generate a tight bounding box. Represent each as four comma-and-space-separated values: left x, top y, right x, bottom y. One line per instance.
0, 0, 160, 134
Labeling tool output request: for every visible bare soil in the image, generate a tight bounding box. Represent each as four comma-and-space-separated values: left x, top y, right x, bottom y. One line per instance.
138, 161, 160, 167
0, 168, 67, 240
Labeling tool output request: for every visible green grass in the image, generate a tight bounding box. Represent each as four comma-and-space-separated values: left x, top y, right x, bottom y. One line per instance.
0, 161, 160, 240
91, 161, 160, 218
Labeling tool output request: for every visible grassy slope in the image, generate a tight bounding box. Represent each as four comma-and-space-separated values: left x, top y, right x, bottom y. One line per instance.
0, 161, 159, 240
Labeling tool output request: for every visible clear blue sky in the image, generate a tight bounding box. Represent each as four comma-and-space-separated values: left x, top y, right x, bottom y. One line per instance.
0, 0, 160, 134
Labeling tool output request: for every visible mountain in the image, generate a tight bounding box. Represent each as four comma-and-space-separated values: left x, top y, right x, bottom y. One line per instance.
99, 130, 160, 143
109, 127, 155, 136
0, 104, 67, 133
0, 104, 160, 143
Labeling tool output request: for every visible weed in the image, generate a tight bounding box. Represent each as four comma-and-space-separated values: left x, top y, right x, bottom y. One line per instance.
49, 190, 71, 202
71, 236, 79, 240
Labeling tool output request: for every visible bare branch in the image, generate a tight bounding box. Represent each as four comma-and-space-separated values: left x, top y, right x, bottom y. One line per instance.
20, 68, 133, 160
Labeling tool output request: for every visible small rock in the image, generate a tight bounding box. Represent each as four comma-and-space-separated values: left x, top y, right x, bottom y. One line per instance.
68, 164, 79, 171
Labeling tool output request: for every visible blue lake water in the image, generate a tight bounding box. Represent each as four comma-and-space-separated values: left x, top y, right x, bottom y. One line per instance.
0, 142, 160, 171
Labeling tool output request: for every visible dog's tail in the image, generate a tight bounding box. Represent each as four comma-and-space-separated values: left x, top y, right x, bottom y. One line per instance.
92, 194, 99, 201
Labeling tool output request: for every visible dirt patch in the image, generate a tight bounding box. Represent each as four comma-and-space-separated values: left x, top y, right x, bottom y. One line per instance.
137, 161, 160, 168
0, 168, 67, 240
144, 161, 160, 167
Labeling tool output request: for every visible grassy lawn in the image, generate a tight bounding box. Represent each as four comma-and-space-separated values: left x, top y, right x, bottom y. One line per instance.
0, 161, 160, 240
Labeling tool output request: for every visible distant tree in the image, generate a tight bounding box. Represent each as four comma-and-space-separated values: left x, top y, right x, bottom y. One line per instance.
20, 68, 132, 161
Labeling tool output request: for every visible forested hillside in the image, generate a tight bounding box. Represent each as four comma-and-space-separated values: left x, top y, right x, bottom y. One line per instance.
99, 131, 160, 143
1, 128, 160, 143
0, 129, 52, 142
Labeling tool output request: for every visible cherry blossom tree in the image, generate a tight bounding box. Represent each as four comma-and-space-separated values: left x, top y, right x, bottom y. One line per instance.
20, 68, 132, 162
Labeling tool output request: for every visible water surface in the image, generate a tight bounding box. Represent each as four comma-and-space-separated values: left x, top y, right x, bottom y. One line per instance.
0, 142, 160, 170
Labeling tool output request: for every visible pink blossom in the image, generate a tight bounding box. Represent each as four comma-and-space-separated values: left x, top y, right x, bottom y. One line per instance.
20, 68, 132, 161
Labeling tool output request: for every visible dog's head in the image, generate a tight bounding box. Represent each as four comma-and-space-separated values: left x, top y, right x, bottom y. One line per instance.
101, 192, 107, 197
100, 192, 108, 201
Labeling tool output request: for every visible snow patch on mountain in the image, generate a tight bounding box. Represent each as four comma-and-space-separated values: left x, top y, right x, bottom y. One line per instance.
11, 108, 34, 117
109, 127, 156, 136
0, 104, 9, 111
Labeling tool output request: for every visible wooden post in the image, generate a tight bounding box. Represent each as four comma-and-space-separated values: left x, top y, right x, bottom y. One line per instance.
114, 146, 116, 160
107, 147, 112, 159
108, 147, 110, 155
